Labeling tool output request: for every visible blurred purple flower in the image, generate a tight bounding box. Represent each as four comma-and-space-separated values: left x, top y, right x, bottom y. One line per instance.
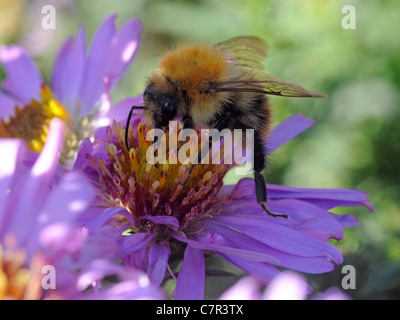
0, 14, 142, 161
0, 118, 163, 300
219, 272, 350, 300
77, 113, 374, 300
76, 260, 165, 300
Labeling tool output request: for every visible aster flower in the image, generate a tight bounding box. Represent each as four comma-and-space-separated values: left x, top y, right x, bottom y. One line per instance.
0, 14, 142, 164
0, 118, 163, 300
77, 113, 373, 300
219, 272, 350, 300
76, 259, 165, 300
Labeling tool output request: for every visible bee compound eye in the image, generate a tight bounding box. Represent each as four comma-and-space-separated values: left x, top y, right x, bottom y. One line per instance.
161, 98, 176, 123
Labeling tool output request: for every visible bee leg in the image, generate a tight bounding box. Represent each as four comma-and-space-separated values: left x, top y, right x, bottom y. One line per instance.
181, 113, 232, 187
253, 133, 288, 219
125, 105, 145, 151
152, 119, 162, 169
183, 116, 194, 130
176, 116, 195, 154
153, 136, 160, 169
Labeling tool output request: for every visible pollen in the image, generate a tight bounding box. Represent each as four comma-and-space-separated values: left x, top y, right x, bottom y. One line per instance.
88, 120, 234, 240
0, 85, 71, 154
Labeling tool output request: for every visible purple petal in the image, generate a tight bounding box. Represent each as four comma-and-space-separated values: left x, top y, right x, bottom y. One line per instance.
220, 253, 280, 286
74, 226, 121, 266
332, 213, 360, 228
292, 215, 343, 241
5, 118, 65, 243
230, 177, 261, 199
141, 215, 180, 232
313, 287, 350, 300
104, 19, 142, 87
0, 45, 42, 103
267, 114, 315, 153
51, 27, 86, 115
211, 215, 343, 264
0, 139, 26, 233
174, 246, 205, 300
268, 182, 374, 211
118, 232, 154, 257
78, 259, 140, 288
268, 199, 344, 241
85, 280, 165, 300
39, 172, 95, 226
231, 177, 374, 212
0, 91, 18, 119
222, 188, 345, 242
78, 16, 142, 116
206, 221, 336, 274
38, 223, 85, 257
79, 14, 116, 113
174, 235, 280, 263
122, 246, 149, 271
84, 206, 127, 235
263, 271, 309, 300
77, 259, 165, 300
95, 95, 144, 127
93, 125, 109, 142
73, 137, 93, 171
147, 242, 169, 286
219, 276, 263, 300
74, 205, 105, 227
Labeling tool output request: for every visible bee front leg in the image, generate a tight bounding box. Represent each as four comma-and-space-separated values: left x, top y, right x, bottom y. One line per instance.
183, 116, 194, 130
152, 119, 162, 169
253, 133, 288, 219
173, 117, 195, 166
125, 105, 145, 150
176, 116, 195, 154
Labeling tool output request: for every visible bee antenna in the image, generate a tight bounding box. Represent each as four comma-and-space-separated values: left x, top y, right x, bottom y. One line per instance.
125, 105, 145, 150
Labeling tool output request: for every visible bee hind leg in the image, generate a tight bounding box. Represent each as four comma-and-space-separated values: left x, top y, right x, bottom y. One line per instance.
254, 172, 287, 218
253, 134, 288, 219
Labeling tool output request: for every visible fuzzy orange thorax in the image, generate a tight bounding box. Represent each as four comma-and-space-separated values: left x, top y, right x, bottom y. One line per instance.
158, 44, 229, 99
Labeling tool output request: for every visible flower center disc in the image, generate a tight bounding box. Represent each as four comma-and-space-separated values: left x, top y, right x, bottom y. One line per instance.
88, 120, 234, 237
0, 242, 45, 300
0, 85, 71, 153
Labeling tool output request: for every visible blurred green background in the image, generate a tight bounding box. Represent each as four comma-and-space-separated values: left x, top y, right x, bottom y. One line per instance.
1, 0, 399, 299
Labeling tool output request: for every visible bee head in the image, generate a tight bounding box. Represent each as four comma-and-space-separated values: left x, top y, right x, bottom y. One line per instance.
143, 75, 186, 128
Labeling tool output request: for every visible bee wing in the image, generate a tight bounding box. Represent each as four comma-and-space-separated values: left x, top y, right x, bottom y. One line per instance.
215, 36, 268, 72
213, 36, 327, 98
209, 79, 327, 98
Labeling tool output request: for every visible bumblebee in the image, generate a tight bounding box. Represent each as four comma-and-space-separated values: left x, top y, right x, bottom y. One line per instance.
125, 36, 326, 218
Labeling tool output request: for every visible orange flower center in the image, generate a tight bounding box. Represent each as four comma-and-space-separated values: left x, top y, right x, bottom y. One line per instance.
0, 85, 92, 164
0, 240, 46, 300
0, 85, 70, 153
88, 120, 234, 239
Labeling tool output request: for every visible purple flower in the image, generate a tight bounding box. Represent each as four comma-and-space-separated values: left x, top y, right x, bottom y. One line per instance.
0, 14, 142, 162
76, 260, 165, 300
0, 118, 163, 300
219, 272, 350, 300
78, 114, 373, 300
